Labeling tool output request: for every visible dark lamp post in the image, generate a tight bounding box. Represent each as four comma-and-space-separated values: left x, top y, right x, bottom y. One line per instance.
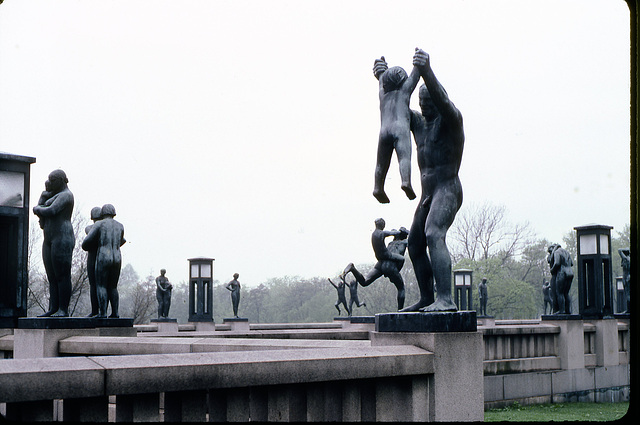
188, 257, 214, 322
574, 224, 614, 318
453, 268, 472, 311
0, 152, 36, 328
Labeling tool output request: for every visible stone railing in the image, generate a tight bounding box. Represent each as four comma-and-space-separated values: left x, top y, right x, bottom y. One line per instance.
482, 318, 630, 408
0, 345, 434, 422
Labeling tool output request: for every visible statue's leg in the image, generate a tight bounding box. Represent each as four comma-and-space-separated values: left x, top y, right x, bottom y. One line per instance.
373, 137, 393, 203
107, 264, 121, 318
39, 242, 58, 316
401, 203, 433, 312
387, 270, 405, 310
421, 186, 460, 312
396, 134, 416, 200
51, 238, 73, 317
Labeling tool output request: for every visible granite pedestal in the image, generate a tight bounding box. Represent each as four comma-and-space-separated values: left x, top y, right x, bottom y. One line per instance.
150, 318, 178, 333
14, 317, 135, 358
223, 317, 249, 331
375, 311, 477, 333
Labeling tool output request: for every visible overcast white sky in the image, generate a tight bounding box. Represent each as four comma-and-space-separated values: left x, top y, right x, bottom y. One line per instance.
0, 0, 631, 288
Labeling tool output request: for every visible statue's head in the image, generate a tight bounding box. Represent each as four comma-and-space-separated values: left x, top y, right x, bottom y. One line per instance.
396, 227, 409, 240
161, 268, 166, 275
381, 66, 407, 93
482, 278, 487, 284
101, 203, 116, 217
418, 84, 436, 117
47, 169, 68, 193
374, 218, 385, 229
233, 273, 239, 279
90, 207, 103, 221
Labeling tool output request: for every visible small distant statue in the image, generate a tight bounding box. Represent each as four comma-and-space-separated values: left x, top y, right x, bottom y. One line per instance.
372, 56, 420, 203
328, 277, 349, 315
81, 204, 126, 318
478, 277, 488, 316
345, 276, 366, 316
85, 206, 103, 317
547, 244, 574, 314
32, 170, 75, 317
342, 220, 408, 310
619, 248, 630, 314
155, 269, 173, 319
542, 280, 552, 315
225, 273, 241, 318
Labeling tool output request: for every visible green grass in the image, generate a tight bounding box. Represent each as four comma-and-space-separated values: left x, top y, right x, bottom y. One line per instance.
484, 402, 629, 422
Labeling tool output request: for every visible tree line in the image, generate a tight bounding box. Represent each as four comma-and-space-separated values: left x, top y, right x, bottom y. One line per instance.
27, 203, 630, 323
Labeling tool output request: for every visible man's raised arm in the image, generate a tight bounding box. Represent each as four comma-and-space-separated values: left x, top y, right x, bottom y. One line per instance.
413, 48, 462, 124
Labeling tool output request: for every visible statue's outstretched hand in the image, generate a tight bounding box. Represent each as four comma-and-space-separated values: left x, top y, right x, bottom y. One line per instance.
373, 56, 388, 79
413, 48, 429, 68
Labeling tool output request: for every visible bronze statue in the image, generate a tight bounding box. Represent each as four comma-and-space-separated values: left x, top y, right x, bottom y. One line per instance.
373, 57, 420, 203
542, 280, 552, 315
478, 278, 488, 316
618, 248, 630, 313
373, 48, 465, 312
345, 276, 366, 315
32, 170, 75, 317
81, 204, 126, 318
225, 273, 241, 318
155, 269, 173, 318
85, 206, 103, 317
547, 244, 573, 314
328, 277, 349, 315
342, 221, 408, 310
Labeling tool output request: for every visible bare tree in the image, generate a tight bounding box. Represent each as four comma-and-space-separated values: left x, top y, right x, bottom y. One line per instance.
450, 202, 535, 264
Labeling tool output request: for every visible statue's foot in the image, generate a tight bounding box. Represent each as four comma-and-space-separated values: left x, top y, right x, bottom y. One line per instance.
401, 184, 416, 200
399, 299, 430, 312
97, 313, 107, 318
419, 298, 458, 312
87, 312, 98, 318
373, 189, 390, 204
109, 314, 119, 319
51, 310, 69, 317
38, 310, 55, 317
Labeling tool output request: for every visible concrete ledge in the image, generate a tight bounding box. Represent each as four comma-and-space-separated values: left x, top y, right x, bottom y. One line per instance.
157, 328, 370, 340
481, 324, 560, 335
250, 322, 341, 330
0, 357, 105, 403
90, 346, 433, 395
483, 356, 561, 374
59, 336, 371, 355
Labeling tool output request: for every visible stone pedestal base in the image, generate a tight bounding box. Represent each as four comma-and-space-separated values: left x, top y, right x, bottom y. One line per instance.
192, 321, 216, 332
541, 314, 582, 321
344, 316, 375, 330
477, 315, 495, 327
223, 318, 250, 331
333, 317, 350, 328
375, 311, 477, 333
150, 318, 178, 333
371, 330, 484, 421
18, 317, 134, 329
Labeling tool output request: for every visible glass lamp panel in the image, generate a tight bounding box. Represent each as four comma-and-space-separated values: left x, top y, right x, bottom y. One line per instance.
617, 278, 624, 290
201, 264, 212, 278
455, 274, 464, 287
0, 171, 24, 207
191, 264, 199, 278
464, 275, 471, 286
579, 234, 598, 255
599, 234, 609, 254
